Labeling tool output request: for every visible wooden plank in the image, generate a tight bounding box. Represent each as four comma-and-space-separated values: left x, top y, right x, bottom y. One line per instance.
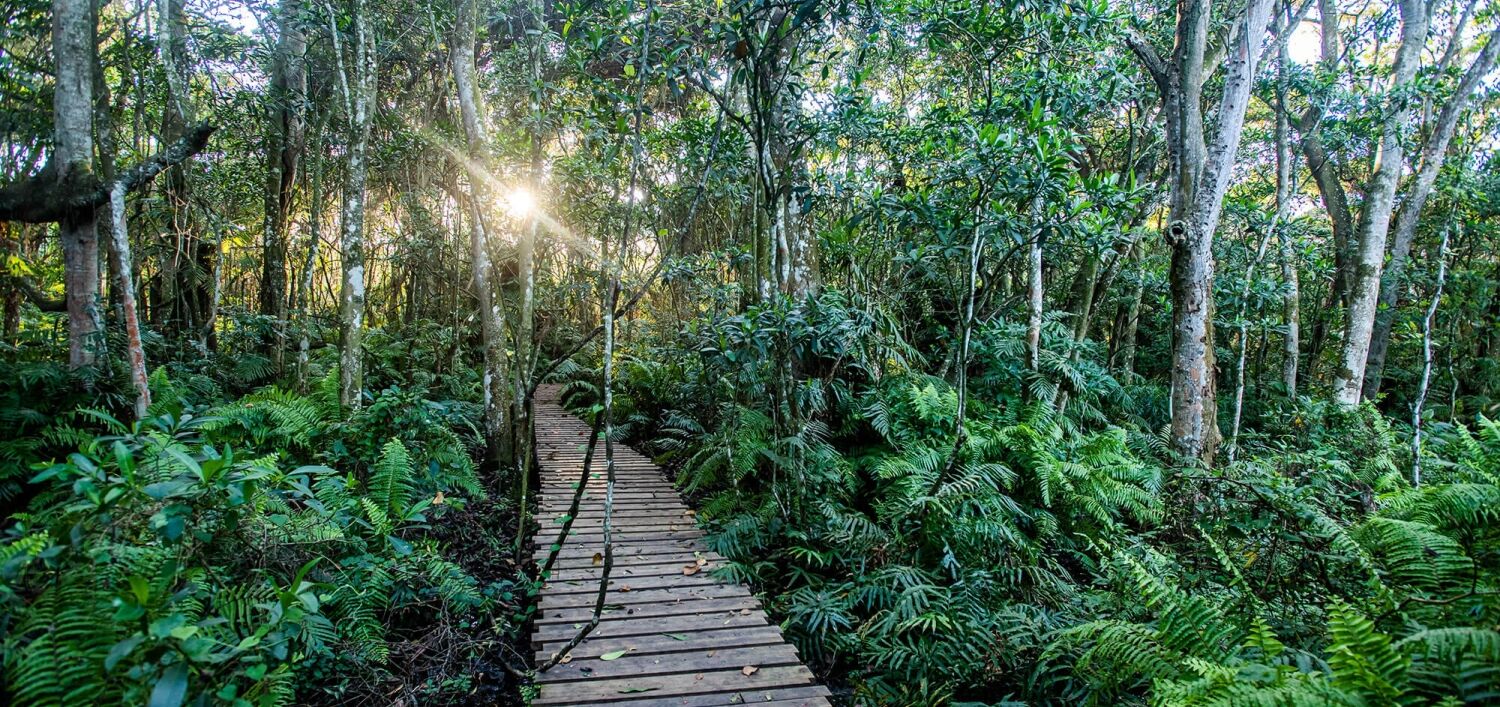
537, 596, 762, 625
534, 625, 788, 661
541, 572, 733, 596
584, 687, 833, 707
538, 644, 803, 683
532, 610, 769, 644
548, 560, 721, 582
548, 551, 721, 571
530, 665, 819, 705
538, 584, 749, 610
534, 543, 718, 563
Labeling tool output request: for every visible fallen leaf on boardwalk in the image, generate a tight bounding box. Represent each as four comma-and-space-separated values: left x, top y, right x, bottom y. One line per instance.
559, 654, 572, 664
741, 665, 759, 676
592, 552, 603, 565
707, 650, 717, 657
599, 649, 632, 661
621, 584, 632, 592
663, 633, 689, 641
683, 564, 701, 576
695, 674, 704, 681
617, 687, 657, 693
739, 608, 751, 615
697, 557, 708, 567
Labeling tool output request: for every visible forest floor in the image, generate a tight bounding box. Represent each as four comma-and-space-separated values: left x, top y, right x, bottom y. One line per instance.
382, 468, 530, 706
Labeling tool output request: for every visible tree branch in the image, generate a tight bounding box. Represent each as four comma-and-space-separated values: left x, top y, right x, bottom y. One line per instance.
1124, 27, 1171, 97
0, 122, 216, 224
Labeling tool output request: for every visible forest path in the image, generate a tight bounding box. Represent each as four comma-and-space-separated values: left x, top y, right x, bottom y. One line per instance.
529, 384, 832, 706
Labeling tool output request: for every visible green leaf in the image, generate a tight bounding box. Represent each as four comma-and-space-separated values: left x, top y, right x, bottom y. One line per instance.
618, 687, 657, 693
663, 633, 689, 641
148, 663, 189, 707
105, 636, 145, 671
599, 648, 631, 660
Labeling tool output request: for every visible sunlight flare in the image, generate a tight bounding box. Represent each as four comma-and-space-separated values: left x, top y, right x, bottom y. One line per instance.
504, 186, 538, 219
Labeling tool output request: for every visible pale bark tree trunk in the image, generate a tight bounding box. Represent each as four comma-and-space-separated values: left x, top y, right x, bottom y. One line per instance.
955, 203, 985, 439
1110, 247, 1145, 375
55, 0, 104, 370
296, 128, 324, 392
1363, 29, 1499, 398
1227, 229, 1276, 461
451, 0, 512, 464
1411, 223, 1452, 487
1026, 191, 1045, 376
261, 0, 308, 367
1276, 29, 1299, 399
329, 0, 376, 411
1126, 0, 1274, 466
108, 183, 150, 420
1332, 0, 1428, 406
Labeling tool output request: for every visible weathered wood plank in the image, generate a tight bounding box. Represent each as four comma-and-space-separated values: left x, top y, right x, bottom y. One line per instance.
531, 665, 819, 705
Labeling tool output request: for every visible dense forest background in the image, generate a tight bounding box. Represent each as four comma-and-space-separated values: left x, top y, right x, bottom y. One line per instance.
2, 0, 1499, 704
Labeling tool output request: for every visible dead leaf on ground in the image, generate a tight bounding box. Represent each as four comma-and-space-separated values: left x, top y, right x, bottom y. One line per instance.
592, 552, 603, 565
741, 665, 759, 676
683, 564, 701, 576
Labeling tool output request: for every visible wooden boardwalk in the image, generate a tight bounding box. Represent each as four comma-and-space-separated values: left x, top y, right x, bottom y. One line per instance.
530, 385, 832, 706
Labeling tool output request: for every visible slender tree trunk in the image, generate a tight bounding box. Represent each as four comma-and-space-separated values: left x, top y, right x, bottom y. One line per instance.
451, 0, 512, 463
1276, 28, 1299, 399
108, 183, 150, 419
1332, 0, 1427, 406
1281, 237, 1300, 398
1227, 229, 1276, 461
55, 0, 104, 370
1110, 248, 1145, 375
331, 0, 376, 411
1363, 30, 1499, 398
261, 0, 308, 367
1026, 191, 1045, 375
296, 129, 324, 391
1411, 224, 1452, 487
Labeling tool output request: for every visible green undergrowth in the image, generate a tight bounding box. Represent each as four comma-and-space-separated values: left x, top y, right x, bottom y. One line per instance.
0, 326, 531, 706
562, 290, 1500, 706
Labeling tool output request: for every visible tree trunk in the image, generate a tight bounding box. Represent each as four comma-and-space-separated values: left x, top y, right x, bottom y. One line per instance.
1276, 26, 1299, 400
108, 183, 151, 419
333, 0, 376, 411
1026, 191, 1045, 376
1128, 0, 1273, 466
451, 0, 513, 464
1332, 0, 1427, 407
260, 0, 308, 365
1363, 29, 1499, 398
1109, 247, 1145, 375
55, 0, 104, 370
1410, 224, 1451, 487
296, 129, 324, 392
